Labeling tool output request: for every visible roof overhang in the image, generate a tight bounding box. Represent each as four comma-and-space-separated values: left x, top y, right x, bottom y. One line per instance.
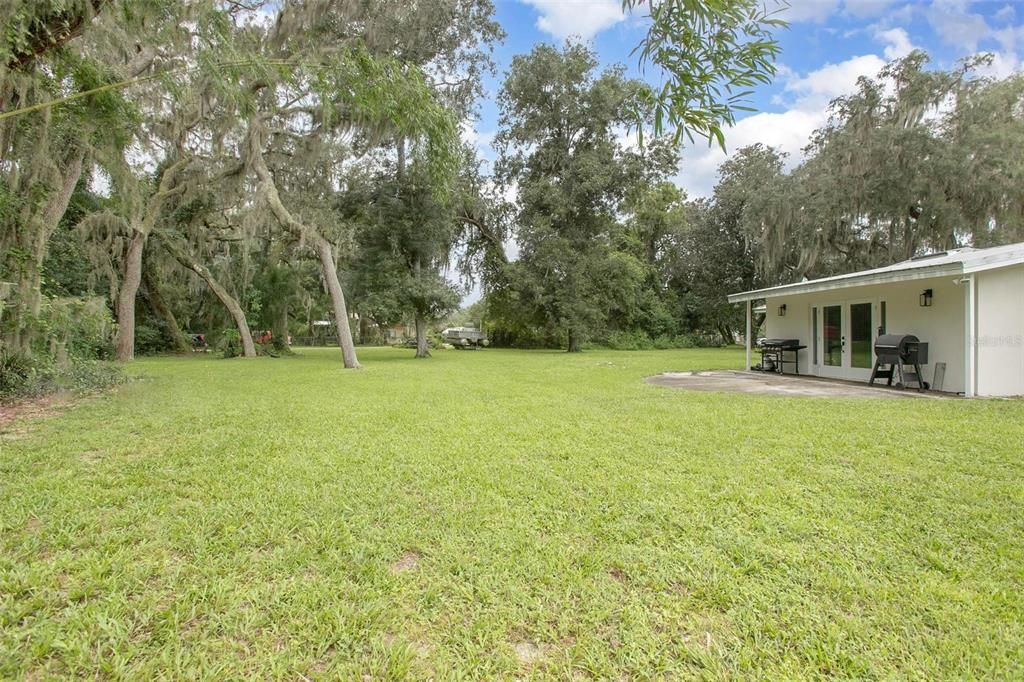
727, 263, 965, 303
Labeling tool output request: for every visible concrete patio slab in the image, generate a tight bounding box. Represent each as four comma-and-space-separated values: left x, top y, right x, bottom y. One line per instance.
646, 370, 947, 399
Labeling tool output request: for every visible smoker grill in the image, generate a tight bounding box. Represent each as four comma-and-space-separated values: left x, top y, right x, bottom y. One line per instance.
869, 334, 929, 390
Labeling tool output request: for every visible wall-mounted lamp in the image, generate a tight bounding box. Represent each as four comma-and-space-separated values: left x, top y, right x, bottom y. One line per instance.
777, 304, 787, 316
919, 289, 933, 307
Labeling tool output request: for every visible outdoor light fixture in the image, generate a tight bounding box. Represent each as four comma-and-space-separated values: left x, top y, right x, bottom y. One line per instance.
919, 289, 933, 307
778, 304, 787, 316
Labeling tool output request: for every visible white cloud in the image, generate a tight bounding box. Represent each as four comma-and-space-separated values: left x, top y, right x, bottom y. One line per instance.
843, 0, 900, 19
461, 121, 495, 154
976, 50, 1022, 78
460, 120, 498, 175
770, 0, 841, 23
875, 27, 916, 59
994, 4, 1016, 24
975, 23, 1024, 78
784, 54, 886, 104
520, 0, 625, 40
675, 53, 889, 198
675, 109, 823, 198
993, 23, 1024, 54
926, 0, 991, 51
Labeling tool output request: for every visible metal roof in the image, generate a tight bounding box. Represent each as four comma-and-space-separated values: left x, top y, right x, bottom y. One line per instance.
727, 241, 1024, 302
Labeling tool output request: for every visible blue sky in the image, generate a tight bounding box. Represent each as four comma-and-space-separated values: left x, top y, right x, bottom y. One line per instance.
464, 0, 1024, 198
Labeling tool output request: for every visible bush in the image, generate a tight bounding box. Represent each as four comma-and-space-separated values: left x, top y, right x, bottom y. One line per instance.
60, 358, 124, 393
604, 330, 655, 351
0, 351, 50, 399
218, 329, 242, 358
42, 296, 115, 359
652, 334, 675, 350
0, 295, 123, 402
597, 330, 728, 351
0, 350, 123, 402
134, 324, 168, 355
675, 333, 726, 348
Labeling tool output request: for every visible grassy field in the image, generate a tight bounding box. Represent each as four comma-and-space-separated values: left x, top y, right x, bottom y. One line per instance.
1, 347, 1023, 679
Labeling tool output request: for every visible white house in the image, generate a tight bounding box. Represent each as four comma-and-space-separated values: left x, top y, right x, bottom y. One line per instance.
727, 242, 1024, 397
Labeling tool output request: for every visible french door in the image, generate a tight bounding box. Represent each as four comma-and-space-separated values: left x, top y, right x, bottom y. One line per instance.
816, 300, 877, 381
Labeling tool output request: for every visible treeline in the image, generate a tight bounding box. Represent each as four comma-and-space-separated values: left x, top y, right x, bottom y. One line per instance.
476, 50, 1024, 350
0, 0, 782, 396
1, 1, 1021, 396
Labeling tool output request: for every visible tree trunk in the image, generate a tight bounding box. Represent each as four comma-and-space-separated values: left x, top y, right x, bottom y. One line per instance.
249, 116, 359, 367
412, 254, 430, 358
113, 157, 189, 362
315, 236, 361, 369
272, 302, 289, 352
142, 266, 190, 353
160, 238, 256, 358
114, 231, 145, 361
359, 315, 371, 345
717, 323, 734, 346
414, 315, 430, 358
567, 329, 582, 353
30, 150, 85, 311
206, 281, 256, 359
5, 149, 86, 354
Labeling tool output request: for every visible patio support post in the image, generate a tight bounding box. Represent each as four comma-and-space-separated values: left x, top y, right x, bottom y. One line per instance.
964, 273, 976, 397
745, 299, 752, 371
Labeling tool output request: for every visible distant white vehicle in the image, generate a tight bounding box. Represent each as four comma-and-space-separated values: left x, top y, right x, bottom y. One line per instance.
442, 327, 489, 349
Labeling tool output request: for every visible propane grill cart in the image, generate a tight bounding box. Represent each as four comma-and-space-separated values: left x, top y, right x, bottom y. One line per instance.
870, 334, 930, 391
754, 338, 806, 375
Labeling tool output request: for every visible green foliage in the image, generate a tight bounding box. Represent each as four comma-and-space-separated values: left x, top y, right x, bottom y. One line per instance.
0, 349, 122, 400
2, 295, 114, 362
599, 329, 727, 350
0, 350, 42, 397
602, 329, 656, 350
218, 328, 241, 359
300, 46, 461, 197
133, 323, 172, 356
750, 52, 1024, 279
624, 0, 784, 147
493, 42, 651, 350
0, 1, 105, 72
351, 159, 462, 334
43, 296, 113, 358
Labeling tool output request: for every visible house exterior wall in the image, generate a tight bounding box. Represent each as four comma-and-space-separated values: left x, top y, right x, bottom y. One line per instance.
975, 264, 1024, 397
762, 275, 967, 393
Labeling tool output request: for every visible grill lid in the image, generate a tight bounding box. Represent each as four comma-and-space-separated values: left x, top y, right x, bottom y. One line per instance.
759, 338, 800, 348
875, 333, 919, 350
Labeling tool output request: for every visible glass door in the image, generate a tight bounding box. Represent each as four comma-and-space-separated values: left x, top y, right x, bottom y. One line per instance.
816, 300, 877, 380
847, 301, 875, 380
819, 304, 845, 379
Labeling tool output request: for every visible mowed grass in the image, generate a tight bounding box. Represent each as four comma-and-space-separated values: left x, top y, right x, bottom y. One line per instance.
1, 347, 1023, 679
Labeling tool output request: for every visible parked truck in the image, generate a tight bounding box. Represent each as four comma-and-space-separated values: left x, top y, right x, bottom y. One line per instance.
441, 327, 489, 349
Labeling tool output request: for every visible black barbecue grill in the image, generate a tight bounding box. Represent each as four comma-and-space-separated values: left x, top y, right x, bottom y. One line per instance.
754, 338, 806, 375
869, 334, 929, 390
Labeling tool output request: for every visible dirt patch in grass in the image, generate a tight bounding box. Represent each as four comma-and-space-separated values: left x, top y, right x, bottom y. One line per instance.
681, 612, 735, 652
80, 449, 106, 464
513, 640, 547, 665
608, 567, 628, 583
390, 551, 421, 574
0, 393, 74, 435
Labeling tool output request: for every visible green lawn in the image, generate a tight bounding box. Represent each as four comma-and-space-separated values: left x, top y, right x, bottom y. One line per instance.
2, 347, 1023, 679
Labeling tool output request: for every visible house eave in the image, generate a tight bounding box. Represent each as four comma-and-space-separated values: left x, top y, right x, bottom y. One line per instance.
726, 263, 965, 303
